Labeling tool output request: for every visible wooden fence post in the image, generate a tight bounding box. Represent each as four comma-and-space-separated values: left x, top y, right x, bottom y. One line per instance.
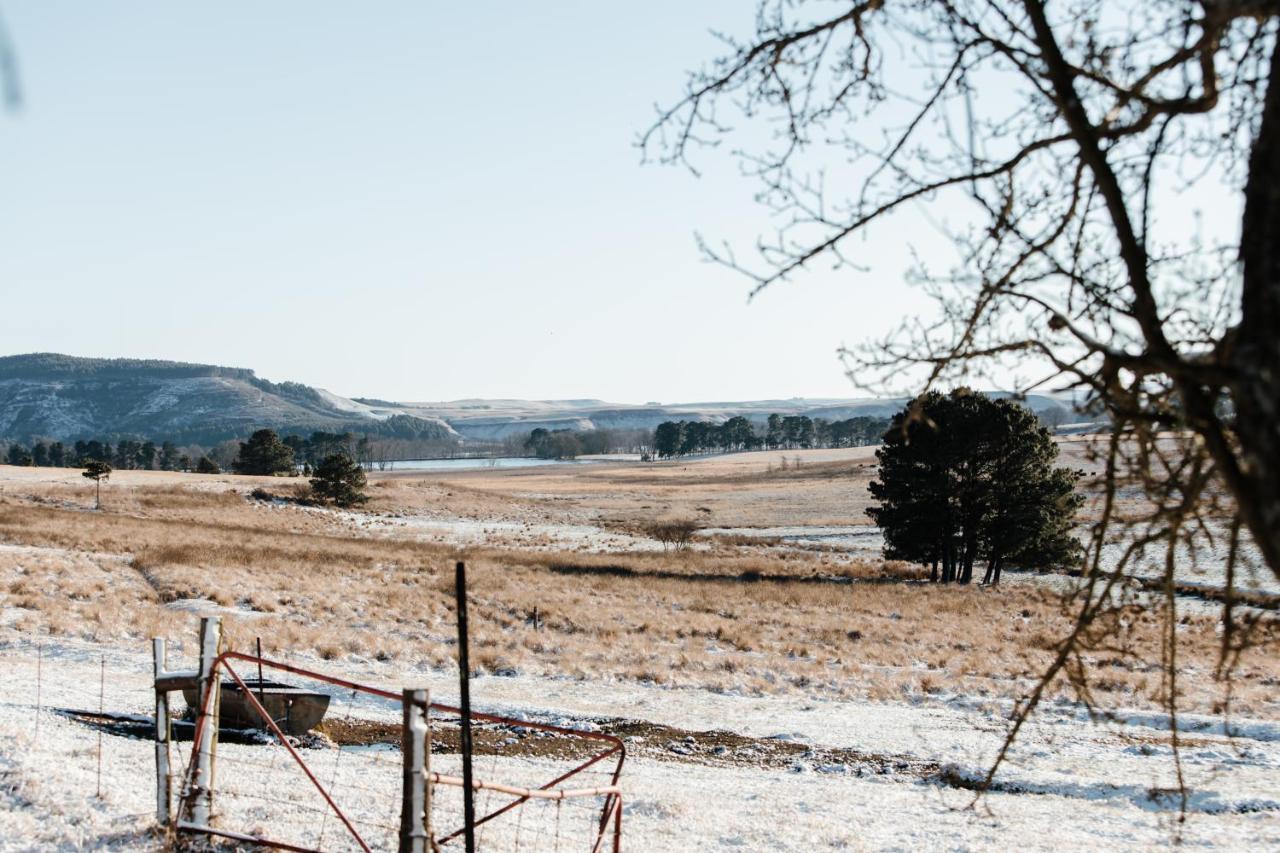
189, 616, 222, 828
152, 638, 172, 826
400, 688, 432, 853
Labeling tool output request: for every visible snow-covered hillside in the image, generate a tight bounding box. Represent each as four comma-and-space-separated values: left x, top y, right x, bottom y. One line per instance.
0, 354, 456, 444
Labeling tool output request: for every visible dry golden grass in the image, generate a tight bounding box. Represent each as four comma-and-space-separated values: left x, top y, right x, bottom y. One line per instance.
0, 460, 1276, 716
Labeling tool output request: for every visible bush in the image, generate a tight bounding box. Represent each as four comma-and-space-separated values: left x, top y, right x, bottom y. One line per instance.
646, 519, 702, 551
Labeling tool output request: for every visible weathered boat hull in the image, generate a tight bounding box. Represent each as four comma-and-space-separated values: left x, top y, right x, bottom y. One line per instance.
182, 679, 330, 736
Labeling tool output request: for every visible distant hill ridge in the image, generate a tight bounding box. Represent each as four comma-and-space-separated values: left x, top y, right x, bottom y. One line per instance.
0, 353, 455, 445
0, 353, 258, 382
0, 353, 1073, 445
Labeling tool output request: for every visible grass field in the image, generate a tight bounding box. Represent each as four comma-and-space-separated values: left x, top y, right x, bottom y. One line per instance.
1, 446, 1275, 716
3, 450, 1280, 850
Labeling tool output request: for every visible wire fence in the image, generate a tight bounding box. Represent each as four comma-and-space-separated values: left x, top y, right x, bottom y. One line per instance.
0, 636, 622, 852
177, 653, 623, 851
0, 634, 166, 837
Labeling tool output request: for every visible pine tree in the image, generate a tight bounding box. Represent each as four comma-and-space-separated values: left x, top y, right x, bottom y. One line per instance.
233, 429, 295, 475
867, 390, 1082, 584
159, 441, 180, 471
309, 453, 368, 507
82, 460, 112, 510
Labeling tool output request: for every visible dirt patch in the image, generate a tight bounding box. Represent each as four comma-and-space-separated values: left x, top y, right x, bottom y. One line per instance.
62, 707, 938, 777
321, 715, 938, 777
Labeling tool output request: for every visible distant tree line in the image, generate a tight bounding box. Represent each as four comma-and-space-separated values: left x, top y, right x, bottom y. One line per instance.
3, 438, 205, 471
519, 427, 654, 460
0, 428, 434, 475
652, 414, 891, 459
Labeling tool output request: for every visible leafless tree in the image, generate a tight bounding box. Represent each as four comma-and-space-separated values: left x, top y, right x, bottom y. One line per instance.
646, 0, 1280, 804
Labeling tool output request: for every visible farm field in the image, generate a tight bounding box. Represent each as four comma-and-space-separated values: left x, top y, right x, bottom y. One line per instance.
1, 448, 1278, 850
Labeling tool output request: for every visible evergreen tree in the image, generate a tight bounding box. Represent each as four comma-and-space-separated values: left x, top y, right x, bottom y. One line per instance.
32, 441, 49, 467
82, 460, 112, 510
721, 416, 755, 450
309, 453, 368, 507
159, 441, 180, 471
766, 414, 784, 448
195, 455, 221, 474
48, 442, 66, 468
6, 444, 32, 466
140, 441, 158, 470
282, 434, 308, 465
114, 440, 140, 470
653, 421, 684, 458
233, 429, 295, 475
867, 390, 1082, 584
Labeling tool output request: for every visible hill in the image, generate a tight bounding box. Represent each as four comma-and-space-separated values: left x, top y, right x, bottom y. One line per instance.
0, 354, 457, 445
376, 394, 1070, 441
0, 353, 1075, 445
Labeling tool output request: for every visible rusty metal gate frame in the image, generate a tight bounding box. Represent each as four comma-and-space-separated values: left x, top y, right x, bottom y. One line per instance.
176, 651, 625, 852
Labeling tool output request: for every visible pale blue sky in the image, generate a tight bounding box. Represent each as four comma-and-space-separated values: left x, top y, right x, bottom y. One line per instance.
0, 3, 949, 402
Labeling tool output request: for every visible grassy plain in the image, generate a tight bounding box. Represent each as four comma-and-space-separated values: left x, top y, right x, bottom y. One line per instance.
0, 445, 1275, 716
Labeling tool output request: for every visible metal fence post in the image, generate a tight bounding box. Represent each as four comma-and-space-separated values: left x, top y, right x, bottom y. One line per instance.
400, 688, 431, 853
152, 638, 172, 825
189, 616, 222, 827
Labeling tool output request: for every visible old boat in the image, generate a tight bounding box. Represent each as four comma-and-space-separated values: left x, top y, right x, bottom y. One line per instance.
183, 678, 331, 735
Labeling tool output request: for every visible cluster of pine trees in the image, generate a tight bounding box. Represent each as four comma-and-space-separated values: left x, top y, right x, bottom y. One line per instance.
868, 390, 1082, 584
1, 429, 397, 475
3, 438, 202, 471
652, 414, 891, 459
519, 427, 656, 460
234, 429, 367, 506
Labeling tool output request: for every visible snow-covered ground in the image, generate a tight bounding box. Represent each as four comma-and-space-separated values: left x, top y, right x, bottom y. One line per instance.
2, 628, 1277, 851
320, 505, 674, 554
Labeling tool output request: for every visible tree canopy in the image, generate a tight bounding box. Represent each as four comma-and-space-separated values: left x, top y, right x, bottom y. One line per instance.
646, 0, 1280, 584
233, 429, 295, 476
653, 413, 890, 458
524, 428, 582, 460
867, 390, 1081, 584
648, 3, 1280, 786
309, 453, 368, 507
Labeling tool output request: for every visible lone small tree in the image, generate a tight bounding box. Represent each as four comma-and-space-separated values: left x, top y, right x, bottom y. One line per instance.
867, 390, 1081, 584
233, 429, 295, 476
82, 460, 112, 510
195, 456, 221, 474
309, 453, 368, 507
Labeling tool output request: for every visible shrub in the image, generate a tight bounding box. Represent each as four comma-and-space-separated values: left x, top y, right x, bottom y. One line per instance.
646, 519, 702, 551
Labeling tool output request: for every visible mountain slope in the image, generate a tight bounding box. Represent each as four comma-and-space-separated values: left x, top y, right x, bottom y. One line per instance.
0, 354, 457, 444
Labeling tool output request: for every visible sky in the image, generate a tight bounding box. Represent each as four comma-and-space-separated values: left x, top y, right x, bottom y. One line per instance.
0, 3, 954, 402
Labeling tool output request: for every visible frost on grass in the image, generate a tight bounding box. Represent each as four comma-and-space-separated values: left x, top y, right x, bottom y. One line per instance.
2, 634, 1279, 851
